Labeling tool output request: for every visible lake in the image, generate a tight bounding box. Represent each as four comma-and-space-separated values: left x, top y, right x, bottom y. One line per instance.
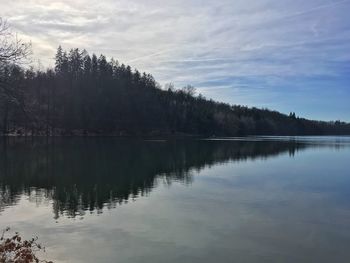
1, 136, 350, 263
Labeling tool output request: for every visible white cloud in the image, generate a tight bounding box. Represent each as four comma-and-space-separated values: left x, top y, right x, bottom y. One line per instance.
1, 0, 350, 119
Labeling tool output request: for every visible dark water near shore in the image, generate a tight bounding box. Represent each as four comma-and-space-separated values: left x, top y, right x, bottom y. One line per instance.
0, 137, 350, 263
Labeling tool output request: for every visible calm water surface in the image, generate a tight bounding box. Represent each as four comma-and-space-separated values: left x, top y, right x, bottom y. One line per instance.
0, 137, 350, 263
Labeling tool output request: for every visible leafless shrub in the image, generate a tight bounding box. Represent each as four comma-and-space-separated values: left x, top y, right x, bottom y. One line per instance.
0, 227, 52, 263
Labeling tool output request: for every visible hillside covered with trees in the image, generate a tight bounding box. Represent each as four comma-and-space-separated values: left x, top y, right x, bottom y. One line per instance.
0, 45, 349, 136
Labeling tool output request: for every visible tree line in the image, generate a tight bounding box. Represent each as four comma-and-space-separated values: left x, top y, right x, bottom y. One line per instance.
1, 43, 349, 136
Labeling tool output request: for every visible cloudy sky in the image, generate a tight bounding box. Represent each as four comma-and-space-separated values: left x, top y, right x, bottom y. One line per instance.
2, 0, 350, 121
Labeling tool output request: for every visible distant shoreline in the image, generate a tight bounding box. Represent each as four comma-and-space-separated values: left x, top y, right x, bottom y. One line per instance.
1, 131, 350, 138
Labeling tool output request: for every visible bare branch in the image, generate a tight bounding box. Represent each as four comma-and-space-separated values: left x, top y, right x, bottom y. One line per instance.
0, 17, 32, 66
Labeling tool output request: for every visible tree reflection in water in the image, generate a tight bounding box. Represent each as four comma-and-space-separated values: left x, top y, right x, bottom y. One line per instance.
0, 137, 312, 219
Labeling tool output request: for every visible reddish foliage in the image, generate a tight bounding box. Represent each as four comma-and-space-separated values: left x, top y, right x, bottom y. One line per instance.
0, 228, 52, 263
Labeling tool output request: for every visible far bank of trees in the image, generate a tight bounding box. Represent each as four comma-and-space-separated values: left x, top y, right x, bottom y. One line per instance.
0, 20, 349, 136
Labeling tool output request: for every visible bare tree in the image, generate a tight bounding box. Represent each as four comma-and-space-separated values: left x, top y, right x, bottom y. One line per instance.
182, 85, 196, 96
0, 18, 32, 134
0, 17, 31, 66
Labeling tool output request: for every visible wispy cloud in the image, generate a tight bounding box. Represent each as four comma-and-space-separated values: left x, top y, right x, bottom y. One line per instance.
1, 0, 350, 120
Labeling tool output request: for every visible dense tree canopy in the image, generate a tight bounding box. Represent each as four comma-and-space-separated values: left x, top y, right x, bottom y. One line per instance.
0, 46, 349, 136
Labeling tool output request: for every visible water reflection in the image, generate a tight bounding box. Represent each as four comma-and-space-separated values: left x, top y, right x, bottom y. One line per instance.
0, 137, 343, 218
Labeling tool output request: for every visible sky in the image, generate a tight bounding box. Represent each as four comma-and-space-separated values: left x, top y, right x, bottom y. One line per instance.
1, 0, 350, 121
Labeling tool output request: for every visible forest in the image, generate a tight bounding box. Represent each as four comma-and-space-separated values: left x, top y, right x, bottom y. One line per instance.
1, 41, 350, 136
